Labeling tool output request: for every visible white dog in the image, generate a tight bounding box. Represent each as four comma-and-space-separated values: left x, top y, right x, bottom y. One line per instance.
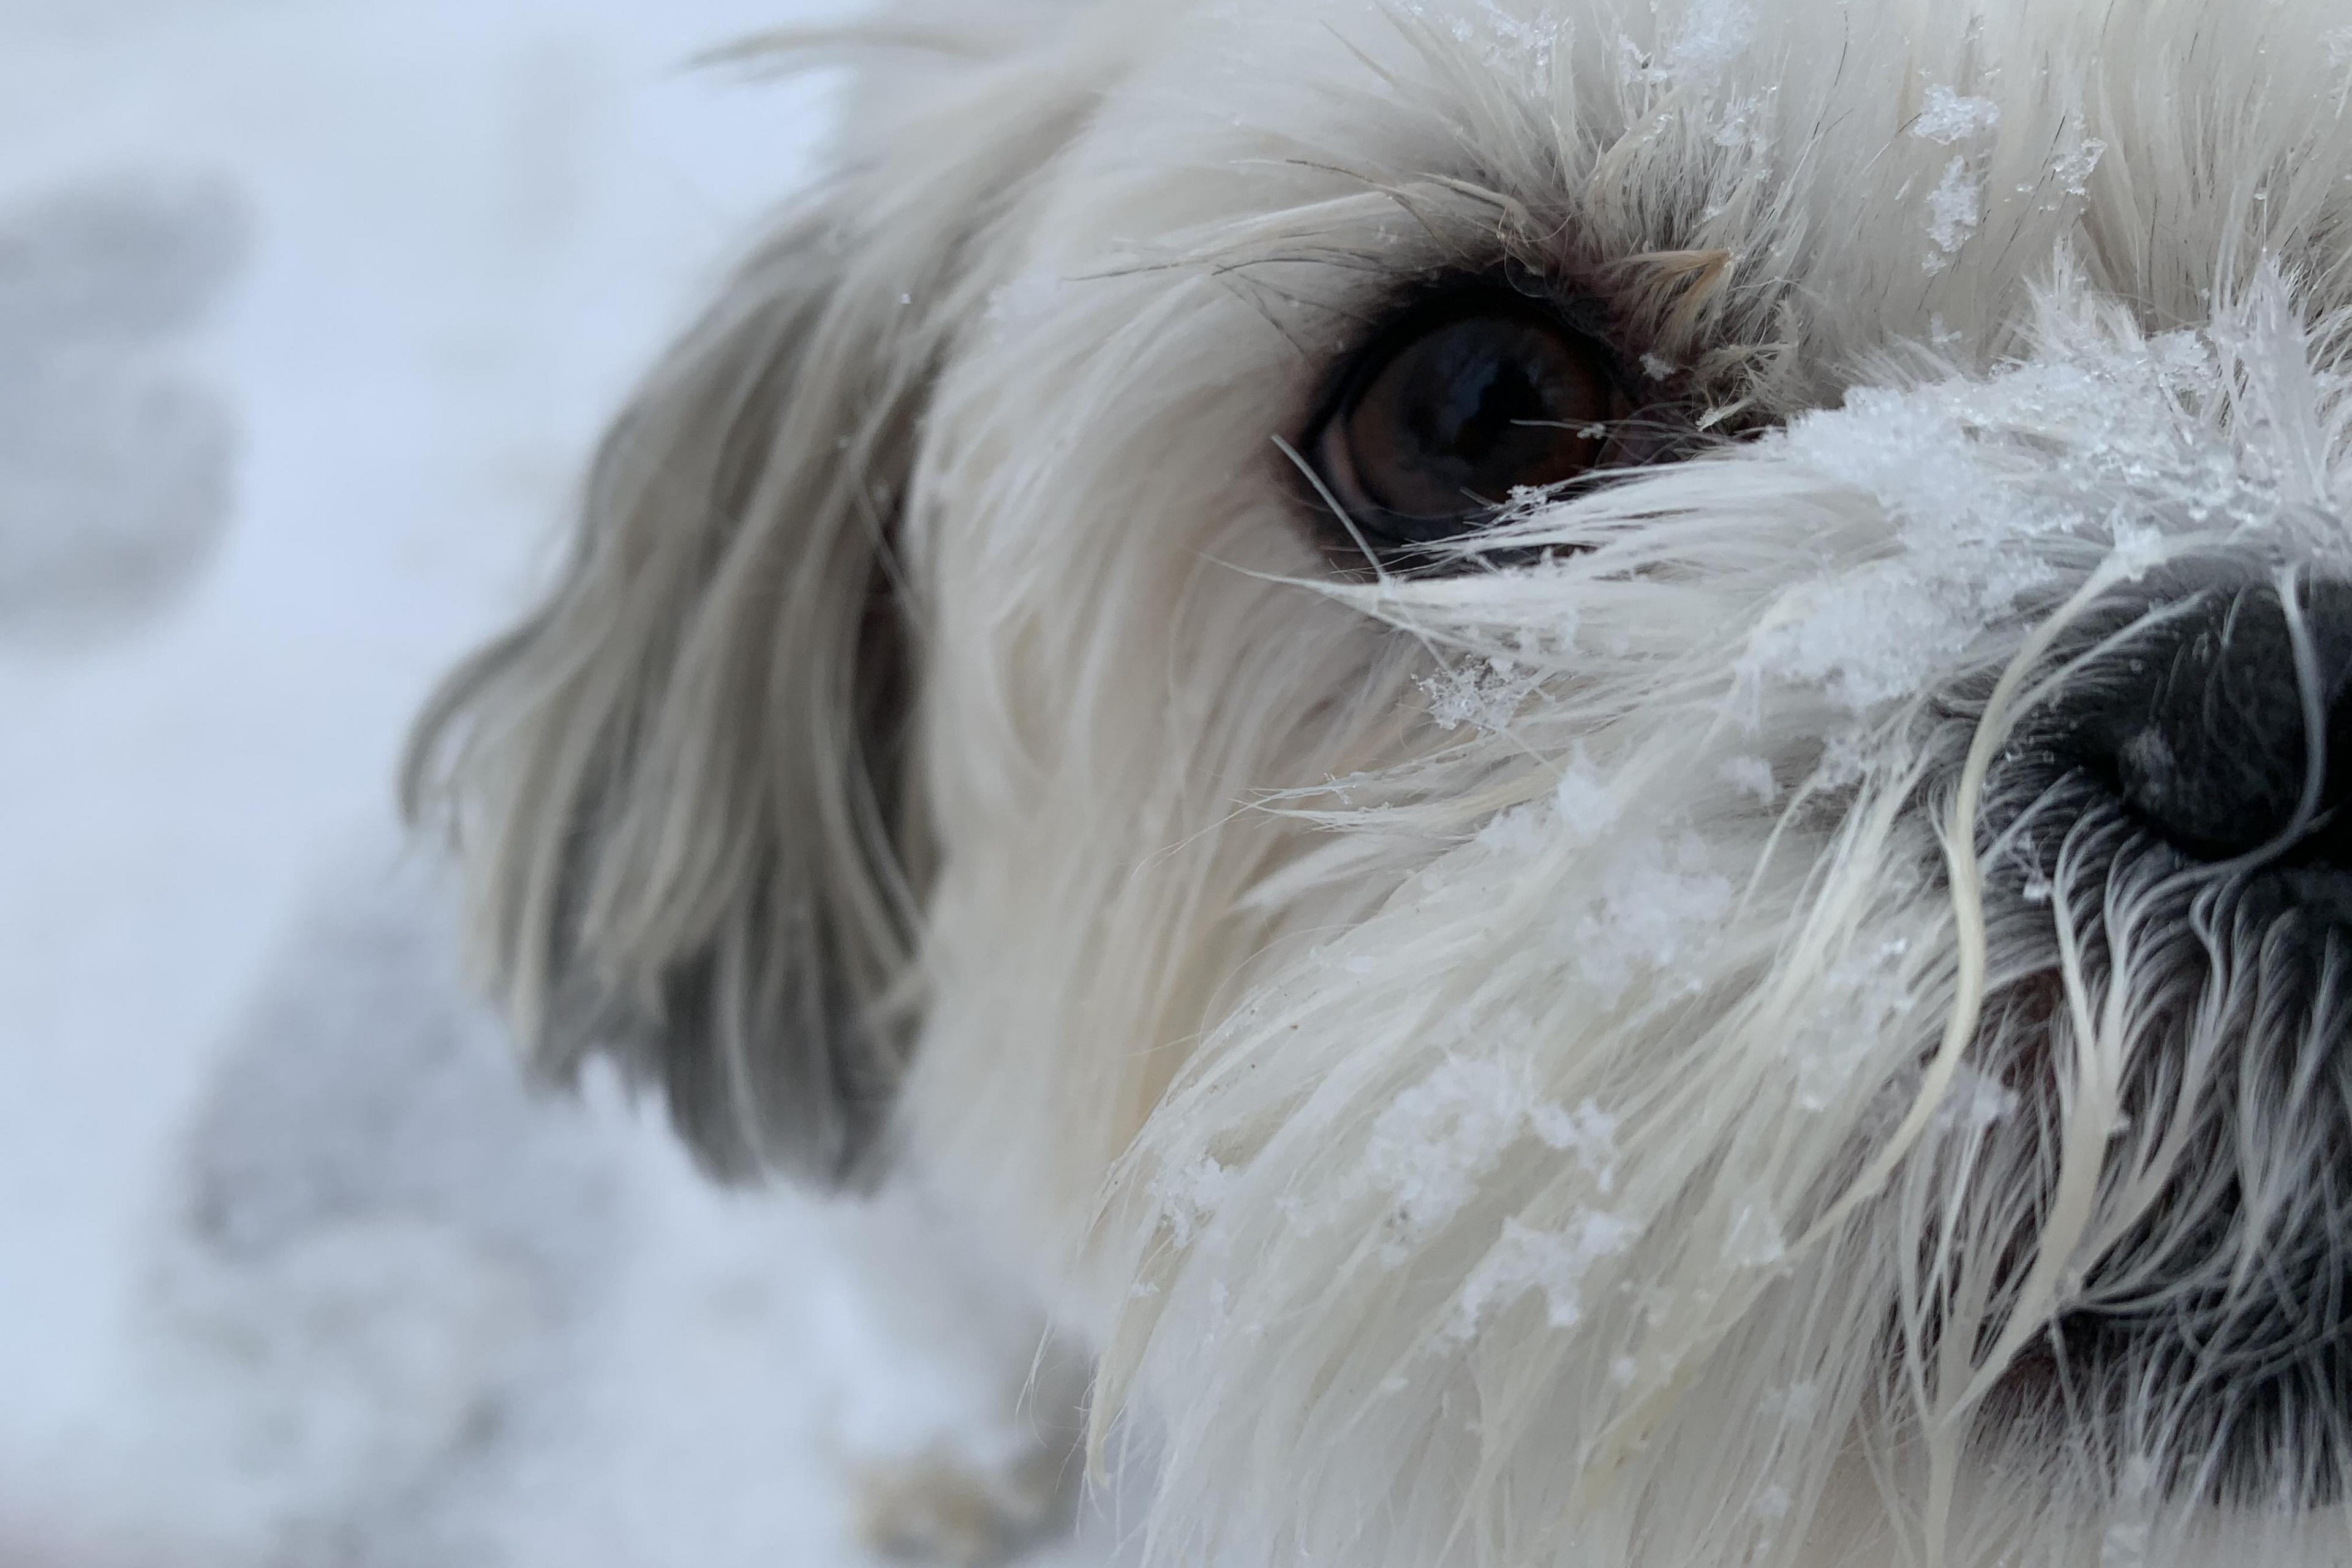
407, 1, 2352, 1562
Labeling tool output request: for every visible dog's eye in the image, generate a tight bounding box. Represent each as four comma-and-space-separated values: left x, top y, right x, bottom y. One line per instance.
1309, 292, 1630, 551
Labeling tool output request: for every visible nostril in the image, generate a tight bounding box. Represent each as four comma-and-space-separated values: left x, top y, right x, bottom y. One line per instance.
2068, 579, 2352, 867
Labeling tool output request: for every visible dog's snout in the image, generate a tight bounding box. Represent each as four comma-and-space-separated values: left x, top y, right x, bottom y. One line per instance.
2062, 578, 2352, 868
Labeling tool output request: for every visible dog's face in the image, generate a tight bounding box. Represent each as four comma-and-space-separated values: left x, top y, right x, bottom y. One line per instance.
411, 1, 2352, 1562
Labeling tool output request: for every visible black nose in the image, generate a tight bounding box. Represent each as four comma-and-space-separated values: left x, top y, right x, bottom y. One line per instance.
2065, 579, 2352, 865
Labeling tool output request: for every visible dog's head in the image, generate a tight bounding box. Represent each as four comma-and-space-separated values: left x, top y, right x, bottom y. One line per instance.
409, 1, 2352, 1561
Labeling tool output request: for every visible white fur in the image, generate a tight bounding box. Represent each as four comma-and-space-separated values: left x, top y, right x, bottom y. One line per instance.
410, 1, 2352, 1563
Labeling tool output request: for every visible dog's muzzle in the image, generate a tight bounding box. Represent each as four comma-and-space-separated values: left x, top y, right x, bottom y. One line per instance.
1967, 571, 2352, 1499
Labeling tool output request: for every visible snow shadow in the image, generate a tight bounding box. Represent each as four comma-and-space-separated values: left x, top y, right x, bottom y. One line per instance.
0, 171, 249, 649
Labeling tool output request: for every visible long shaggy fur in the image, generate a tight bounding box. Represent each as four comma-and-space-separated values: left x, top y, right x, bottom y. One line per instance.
410, 1, 2352, 1563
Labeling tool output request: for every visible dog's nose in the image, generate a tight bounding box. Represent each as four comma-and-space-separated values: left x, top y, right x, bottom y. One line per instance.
2060, 579, 2352, 865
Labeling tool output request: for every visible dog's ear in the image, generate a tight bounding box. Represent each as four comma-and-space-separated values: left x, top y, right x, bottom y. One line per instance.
405, 58, 1092, 1188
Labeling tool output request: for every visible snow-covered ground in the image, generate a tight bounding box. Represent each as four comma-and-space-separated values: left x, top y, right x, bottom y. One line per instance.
0, 4, 1121, 1564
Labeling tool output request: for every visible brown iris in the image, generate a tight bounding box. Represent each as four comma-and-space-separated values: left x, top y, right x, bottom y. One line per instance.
1308, 288, 1629, 551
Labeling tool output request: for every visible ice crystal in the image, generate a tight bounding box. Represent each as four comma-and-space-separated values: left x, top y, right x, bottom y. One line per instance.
1423, 655, 1539, 733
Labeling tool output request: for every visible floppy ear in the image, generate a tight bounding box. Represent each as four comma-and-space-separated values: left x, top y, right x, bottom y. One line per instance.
405, 54, 1093, 1188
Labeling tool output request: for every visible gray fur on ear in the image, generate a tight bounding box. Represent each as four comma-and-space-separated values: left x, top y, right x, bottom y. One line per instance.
404, 64, 1092, 1186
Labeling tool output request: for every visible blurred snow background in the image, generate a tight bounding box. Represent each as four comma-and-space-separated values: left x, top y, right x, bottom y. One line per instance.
0, 3, 1117, 1564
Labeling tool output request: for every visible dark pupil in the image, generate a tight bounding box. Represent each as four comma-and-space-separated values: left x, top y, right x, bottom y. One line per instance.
1411, 342, 1543, 467
1346, 314, 1610, 528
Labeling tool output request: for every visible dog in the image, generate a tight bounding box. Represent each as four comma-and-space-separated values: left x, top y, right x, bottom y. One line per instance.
405, 0, 2352, 1562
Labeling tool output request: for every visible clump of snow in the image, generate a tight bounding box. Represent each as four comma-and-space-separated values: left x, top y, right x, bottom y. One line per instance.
1476, 801, 1552, 856
1720, 755, 1776, 803
1910, 85, 1999, 146
2106, 518, 2168, 578
1152, 1155, 1236, 1247
1563, 830, 1736, 1003
1351, 1055, 1619, 1259
1923, 156, 1983, 270
1932, 1063, 2019, 1133
1619, 0, 1755, 97
1449, 1211, 1638, 1337
1662, 0, 1757, 91
1528, 1097, 1621, 1193
1733, 293, 2300, 726
1550, 746, 1621, 842
2050, 137, 2106, 198
1787, 936, 1920, 1110
1361, 1055, 1550, 1254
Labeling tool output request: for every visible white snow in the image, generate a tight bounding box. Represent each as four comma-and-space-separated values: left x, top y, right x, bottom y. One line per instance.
1661, 0, 1757, 92
1449, 1210, 1637, 1337
1933, 1064, 2021, 1134
1909, 86, 2000, 147
1719, 755, 1776, 803
1550, 747, 1621, 842
1360, 1055, 1553, 1256
0, 4, 1125, 1565
1563, 831, 1735, 1002
1422, 654, 1539, 733
2049, 138, 2106, 199
1346, 1055, 1621, 1261
1923, 155, 1983, 268
1151, 1156, 1235, 1248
